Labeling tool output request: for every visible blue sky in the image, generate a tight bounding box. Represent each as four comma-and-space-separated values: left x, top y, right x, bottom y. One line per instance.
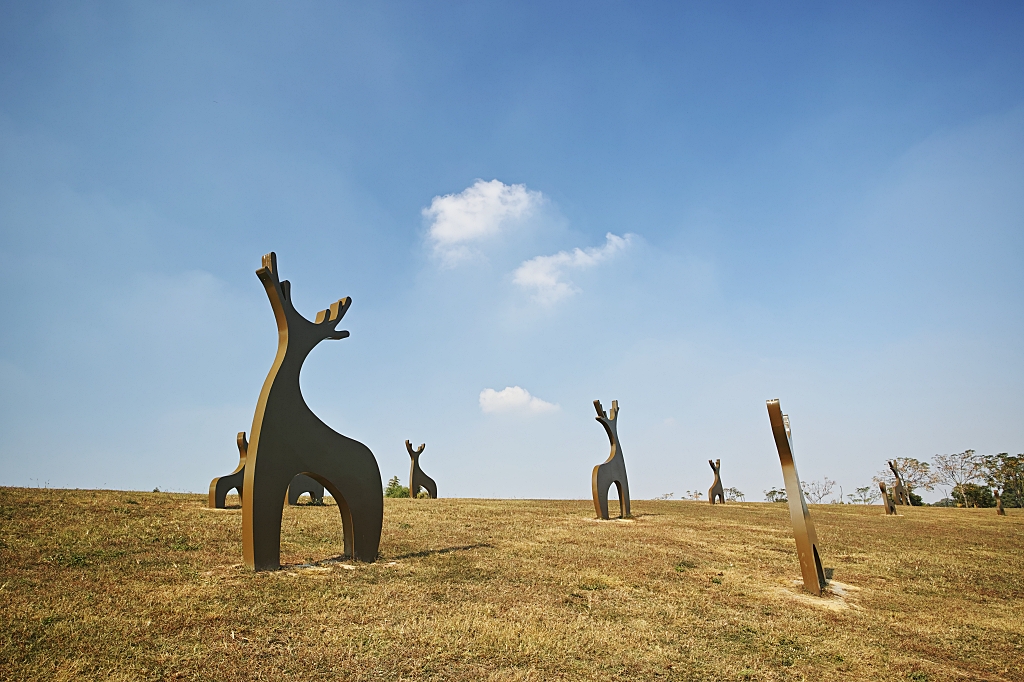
1, 2, 1022, 502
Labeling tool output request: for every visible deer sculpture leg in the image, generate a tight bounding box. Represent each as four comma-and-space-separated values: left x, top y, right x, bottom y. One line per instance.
209, 432, 248, 508
879, 482, 897, 515
241, 252, 383, 571
708, 459, 725, 504
766, 399, 826, 596
406, 440, 437, 499
591, 399, 630, 519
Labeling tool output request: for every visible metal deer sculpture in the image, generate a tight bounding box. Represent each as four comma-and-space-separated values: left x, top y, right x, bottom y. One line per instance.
879, 482, 897, 515
708, 459, 725, 504
888, 460, 911, 506
241, 252, 383, 570
995, 489, 1006, 516
209, 432, 325, 508
592, 399, 631, 519
767, 399, 826, 596
406, 440, 437, 499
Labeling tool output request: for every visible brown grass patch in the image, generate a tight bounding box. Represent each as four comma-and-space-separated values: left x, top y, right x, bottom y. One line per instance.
0, 488, 1021, 681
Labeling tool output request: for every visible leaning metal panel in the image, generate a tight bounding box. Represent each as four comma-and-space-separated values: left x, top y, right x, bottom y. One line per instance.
241, 252, 383, 571
406, 440, 437, 499
766, 399, 826, 596
708, 459, 725, 504
592, 399, 630, 519
879, 482, 897, 515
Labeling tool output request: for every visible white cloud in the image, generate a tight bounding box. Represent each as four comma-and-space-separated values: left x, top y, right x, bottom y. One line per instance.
423, 179, 542, 266
479, 386, 560, 414
512, 232, 634, 304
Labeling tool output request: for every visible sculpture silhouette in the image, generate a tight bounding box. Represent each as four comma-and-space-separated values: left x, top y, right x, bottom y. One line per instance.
406, 440, 437, 499
888, 460, 911, 506
995, 489, 1006, 516
767, 399, 826, 596
592, 399, 630, 519
708, 459, 725, 504
879, 482, 897, 515
209, 432, 327, 508
241, 252, 383, 570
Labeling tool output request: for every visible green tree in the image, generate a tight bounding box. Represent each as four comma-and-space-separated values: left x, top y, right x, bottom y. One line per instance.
764, 487, 787, 503
933, 450, 981, 508
978, 453, 1023, 508
848, 485, 880, 504
952, 483, 996, 508
384, 476, 410, 498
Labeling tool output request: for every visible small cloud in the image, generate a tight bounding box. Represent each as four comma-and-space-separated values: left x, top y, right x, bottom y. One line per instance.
512, 232, 634, 304
479, 386, 560, 414
423, 179, 543, 267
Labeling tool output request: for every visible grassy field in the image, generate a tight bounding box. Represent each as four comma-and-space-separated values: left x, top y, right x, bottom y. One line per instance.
0, 487, 1021, 681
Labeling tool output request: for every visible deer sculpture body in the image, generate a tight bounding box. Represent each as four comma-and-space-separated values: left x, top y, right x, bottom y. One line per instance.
995, 489, 1006, 516
708, 459, 725, 504
592, 399, 630, 519
879, 482, 897, 515
767, 399, 826, 596
888, 460, 911, 506
241, 252, 383, 570
406, 440, 437, 499
209, 432, 325, 508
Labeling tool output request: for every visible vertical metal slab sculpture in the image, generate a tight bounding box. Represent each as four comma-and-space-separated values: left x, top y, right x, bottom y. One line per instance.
995, 489, 1006, 516
888, 460, 911, 506
288, 474, 325, 505
766, 399, 826, 596
708, 459, 725, 504
592, 399, 631, 519
406, 440, 437, 499
879, 482, 897, 515
241, 252, 383, 570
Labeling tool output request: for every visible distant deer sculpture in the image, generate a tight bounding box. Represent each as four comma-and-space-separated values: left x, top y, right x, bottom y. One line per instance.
405, 440, 437, 499
708, 459, 725, 504
888, 460, 911, 506
994, 489, 1006, 516
241, 252, 383, 570
592, 399, 630, 519
879, 482, 897, 515
766, 400, 826, 596
209, 432, 325, 508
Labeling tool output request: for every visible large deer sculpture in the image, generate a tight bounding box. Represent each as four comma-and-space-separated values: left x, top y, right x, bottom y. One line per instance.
241, 252, 383, 570
592, 399, 631, 519
209, 432, 325, 508
888, 460, 911, 506
708, 459, 725, 504
406, 440, 437, 499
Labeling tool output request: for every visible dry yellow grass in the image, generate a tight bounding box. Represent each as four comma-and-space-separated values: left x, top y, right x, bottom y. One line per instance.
1, 487, 1021, 681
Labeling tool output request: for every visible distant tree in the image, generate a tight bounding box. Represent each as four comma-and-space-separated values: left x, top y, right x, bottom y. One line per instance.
933, 451, 981, 508
724, 487, 745, 502
653, 492, 675, 501
978, 453, 1023, 508
764, 487, 787, 503
848, 485, 881, 505
952, 483, 996, 508
801, 477, 836, 504
873, 457, 936, 506
683, 490, 704, 500
384, 476, 410, 498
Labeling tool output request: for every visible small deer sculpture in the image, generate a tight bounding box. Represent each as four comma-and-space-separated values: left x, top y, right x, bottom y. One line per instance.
406, 440, 437, 499
879, 482, 897, 515
708, 459, 725, 504
209, 432, 326, 508
888, 460, 911, 506
994, 489, 1006, 516
241, 252, 383, 570
592, 399, 631, 519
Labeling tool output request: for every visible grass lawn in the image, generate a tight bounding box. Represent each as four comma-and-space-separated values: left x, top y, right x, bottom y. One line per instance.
1, 487, 1021, 681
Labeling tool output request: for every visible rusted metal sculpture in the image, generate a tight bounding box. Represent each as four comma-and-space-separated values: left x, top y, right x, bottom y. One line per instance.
406, 440, 437, 499
592, 399, 630, 519
766, 399, 826, 596
879, 482, 897, 515
995, 489, 1006, 516
888, 460, 911, 506
241, 252, 383, 571
708, 459, 725, 504
209, 432, 327, 508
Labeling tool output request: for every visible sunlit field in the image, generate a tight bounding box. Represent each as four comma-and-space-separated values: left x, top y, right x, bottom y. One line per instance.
1, 487, 1021, 681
